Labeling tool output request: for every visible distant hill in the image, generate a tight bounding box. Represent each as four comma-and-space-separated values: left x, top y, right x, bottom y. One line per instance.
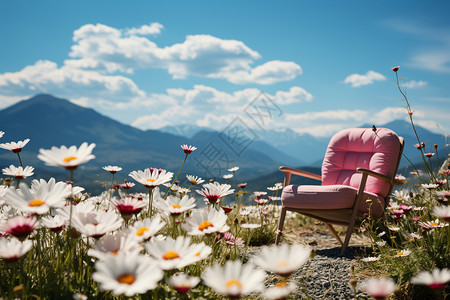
0, 94, 304, 194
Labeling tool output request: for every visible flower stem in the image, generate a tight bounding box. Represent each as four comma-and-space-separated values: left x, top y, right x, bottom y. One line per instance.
165, 154, 188, 199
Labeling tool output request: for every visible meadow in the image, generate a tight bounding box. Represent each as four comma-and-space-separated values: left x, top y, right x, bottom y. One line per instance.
0, 67, 449, 299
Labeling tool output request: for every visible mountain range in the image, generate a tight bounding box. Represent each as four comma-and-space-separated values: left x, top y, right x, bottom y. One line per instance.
0, 94, 447, 195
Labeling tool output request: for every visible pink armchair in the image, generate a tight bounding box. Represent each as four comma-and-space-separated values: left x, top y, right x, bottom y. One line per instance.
275, 127, 404, 256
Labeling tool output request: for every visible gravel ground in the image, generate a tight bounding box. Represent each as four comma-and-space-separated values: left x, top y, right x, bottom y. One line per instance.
291, 246, 370, 299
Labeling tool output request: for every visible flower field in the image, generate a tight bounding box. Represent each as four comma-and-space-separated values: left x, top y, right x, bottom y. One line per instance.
0, 67, 449, 299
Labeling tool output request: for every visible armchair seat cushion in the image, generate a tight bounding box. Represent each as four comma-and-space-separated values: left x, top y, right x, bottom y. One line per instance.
281, 184, 385, 218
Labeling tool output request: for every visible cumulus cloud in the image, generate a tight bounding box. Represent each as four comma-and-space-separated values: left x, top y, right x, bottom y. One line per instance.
343, 70, 386, 87
372, 107, 408, 124
286, 109, 368, 122
0, 60, 145, 102
224, 61, 302, 84
129, 85, 312, 131
275, 86, 312, 105
400, 80, 427, 89
126, 22, 163, 36
65, 23, 302, 84
292, 124, 348, 137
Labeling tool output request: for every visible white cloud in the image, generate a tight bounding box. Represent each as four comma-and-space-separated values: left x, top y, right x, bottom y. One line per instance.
65, 23, 302, 84
410, 51, 450, 73
286, 109, 368, 122
129, 85, 311, 131
126, 23, 163, 36
0, 60, 146, 102
372, 107, 409, 124
292, 124, 348, 137
400, 80, 427, 89
343, 70, 386, 87
275, 86, 312, 105
225, 60, 302, 85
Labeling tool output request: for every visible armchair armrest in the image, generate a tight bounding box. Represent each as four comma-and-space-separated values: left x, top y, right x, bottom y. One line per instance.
279, 166, 322, 181
356, 168, 393, 183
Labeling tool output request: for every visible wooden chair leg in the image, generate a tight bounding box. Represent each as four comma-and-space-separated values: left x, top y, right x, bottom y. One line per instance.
275, 206, 287, 245
341, 216, 357, 256
325, 223, 343, 246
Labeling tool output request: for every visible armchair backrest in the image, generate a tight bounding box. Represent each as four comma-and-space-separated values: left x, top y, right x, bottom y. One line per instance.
321, 128, 402, 198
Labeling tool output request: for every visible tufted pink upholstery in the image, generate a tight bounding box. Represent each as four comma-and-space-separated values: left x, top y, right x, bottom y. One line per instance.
281, 128, 401, 217
277, 127, 403, 255
321, 128, 401, 198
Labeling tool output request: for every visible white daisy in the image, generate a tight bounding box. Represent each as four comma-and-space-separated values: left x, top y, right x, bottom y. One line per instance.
433, 206, 450, 221
5, 182, 67, 215
0, 138, 30, 153
128, 215, 166, 242
361, 257, 379, 262
92, 253, 163, 296
0, 237, 33, 262
228, 167, 239, 172
2, 165, 34, 179
144, 236, 211, 270
153, 194, 196, 215
102, 166, 122, 174
201, 260, 265, 298
411, 268, 450, 289
360, 277, 396, 299
396, 249, 411, 257
182, 207, 230, 235
195, 182, 235, 205
38, 142, 96, 170
40, 215, 66, 232
262, 281, 297, 300
88, 232, 141, 260
71, 210, 123, 239
252, 243, 311, 277
167, 272, 200, 294
223, 174, 233, 180
0, 131, 4, 139
129, 168, 173, 189
186, 175, 204, 185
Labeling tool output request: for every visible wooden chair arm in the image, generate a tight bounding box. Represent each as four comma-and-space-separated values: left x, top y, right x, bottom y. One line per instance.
279, 166, 322, 182
356, 168, 393, 183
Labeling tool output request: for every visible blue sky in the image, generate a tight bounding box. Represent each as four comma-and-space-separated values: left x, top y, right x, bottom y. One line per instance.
1, 1, 449, 137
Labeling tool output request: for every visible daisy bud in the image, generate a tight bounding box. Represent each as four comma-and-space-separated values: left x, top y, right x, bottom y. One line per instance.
392, 66, 400, 72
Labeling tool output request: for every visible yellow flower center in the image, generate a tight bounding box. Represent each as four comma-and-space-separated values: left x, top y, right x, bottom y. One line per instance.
190, 180, 198, 185
195, 252, 200, 256
63, 156, 77, 162
171, 204, 182, 209
136, 227, 149, 236
163, 251, 180, 260
397, 251, 404, 256
111, 250, 119, 255
226, 279, 242, 289
117, 274, 136, 285
276, 260, 289, 268
430, 222, 438, 227
198, 221, 213, 231
276, 282, 287, 288
29, 200, 46, 207
146, 178, 156, 182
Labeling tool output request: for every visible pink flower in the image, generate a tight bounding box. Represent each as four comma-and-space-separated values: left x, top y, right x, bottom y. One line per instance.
0, 216, 38, 241
180, 144, 197, 154
424, 153, 435, 158
0, 139, 30, 153
414, 142, 425, 149
391, 66, 400, 72
238, 183, 247, 189
361, 277, 396, 299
